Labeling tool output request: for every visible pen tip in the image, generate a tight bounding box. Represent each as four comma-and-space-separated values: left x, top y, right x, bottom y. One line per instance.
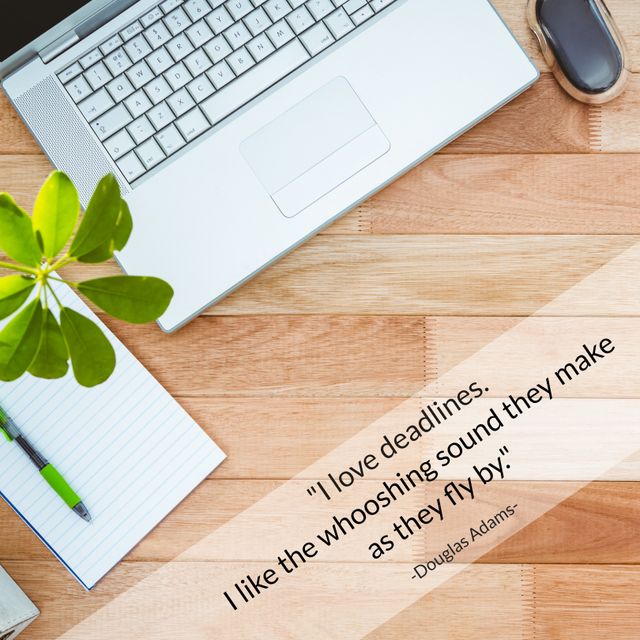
74, 503, 92, 523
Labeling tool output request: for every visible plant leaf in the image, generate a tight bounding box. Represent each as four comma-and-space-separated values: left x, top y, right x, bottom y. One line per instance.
0, 275, 36, 320
32, 171, 80, 259
77, 276, 173, 323
0, 298, 43, 381
0, 194, 42, 267
113, 200, 133, 251
28, 308, 69, 379
59, 307, 115, 387
68, 175, 121, 260
78, 199, 133, 263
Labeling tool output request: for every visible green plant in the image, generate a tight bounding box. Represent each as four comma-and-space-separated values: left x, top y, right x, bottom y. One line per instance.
0, 172, 173, 387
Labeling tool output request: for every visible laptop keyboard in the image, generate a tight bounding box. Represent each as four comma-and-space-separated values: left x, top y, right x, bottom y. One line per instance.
57, 0, 399, 184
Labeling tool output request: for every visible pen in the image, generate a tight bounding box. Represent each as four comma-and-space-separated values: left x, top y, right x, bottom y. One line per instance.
0, 406, 91, 523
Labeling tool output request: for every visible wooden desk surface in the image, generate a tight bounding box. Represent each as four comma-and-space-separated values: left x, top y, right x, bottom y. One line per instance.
1, 2, 640, 638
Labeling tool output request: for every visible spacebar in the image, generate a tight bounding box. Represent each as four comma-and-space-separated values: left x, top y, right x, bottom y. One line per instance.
202, 40, 311, 127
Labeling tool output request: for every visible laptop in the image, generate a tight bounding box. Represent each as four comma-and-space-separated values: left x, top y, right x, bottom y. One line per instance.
1, 0, 538, 332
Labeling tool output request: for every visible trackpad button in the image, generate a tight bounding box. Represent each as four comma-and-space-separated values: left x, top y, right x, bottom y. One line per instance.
240, 77, 390, 218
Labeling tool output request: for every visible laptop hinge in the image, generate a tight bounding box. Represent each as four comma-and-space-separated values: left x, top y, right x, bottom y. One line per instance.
40, 32, 80, 64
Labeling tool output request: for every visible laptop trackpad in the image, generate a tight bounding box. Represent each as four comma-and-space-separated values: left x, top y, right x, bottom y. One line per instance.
240, 77, 390, 218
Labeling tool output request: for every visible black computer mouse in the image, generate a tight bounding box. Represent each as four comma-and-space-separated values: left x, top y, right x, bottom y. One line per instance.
528, 0, 629, 103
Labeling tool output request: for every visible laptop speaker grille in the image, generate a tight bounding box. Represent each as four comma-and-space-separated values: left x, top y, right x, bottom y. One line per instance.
14, 76, 129, 206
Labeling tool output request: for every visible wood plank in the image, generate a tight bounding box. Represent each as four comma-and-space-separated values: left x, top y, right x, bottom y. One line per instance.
6, 154, 640, 236
447, 73, 592, 154
83, 315, 640, 399
8, 562, 527, 640
598, 74, 640, 151
2, 481, 639, 564
358, 154, 640, 235
533, 565, 640, 638
9, 562, 640, 640
55, 235, 636, 316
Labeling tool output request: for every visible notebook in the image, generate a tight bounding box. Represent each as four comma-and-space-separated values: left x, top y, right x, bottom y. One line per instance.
0, 282, 225, 590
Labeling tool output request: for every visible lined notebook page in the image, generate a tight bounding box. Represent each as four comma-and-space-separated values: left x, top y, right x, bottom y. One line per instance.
0, 282, 225, 589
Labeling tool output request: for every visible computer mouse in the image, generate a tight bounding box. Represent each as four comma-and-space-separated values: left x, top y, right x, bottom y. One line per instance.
528, 0, 629, 104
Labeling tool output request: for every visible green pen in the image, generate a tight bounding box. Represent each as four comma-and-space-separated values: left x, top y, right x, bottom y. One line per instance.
0, 406, 91, 522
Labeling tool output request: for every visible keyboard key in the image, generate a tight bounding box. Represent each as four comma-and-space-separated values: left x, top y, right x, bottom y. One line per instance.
225, 0, 253, 20
85, 62, 112, 90
186, 19, 214, 48
287, 6, 313, 33
203, 34, 232, 63
165, 62, 192, 90
145, 21, 173, 49
59, 62, 82, 83
165, 7, 192, 35
140, 7, 163, 27
148, 101, 176, 129
104, 129, 135, 159
370, 0, 395, 11
106, 74, 135, 101
145, 76, 173, 104
264, 0, 292, 21
128, 114, 156, 143
324, 9, 355, 38
137, 138, 166, 169
300, 21, 334, 55
161, 0, 183, 12
344, 0, 366, 13
124, 89, 153, 117
167, 87, 195, 116
127, 60, 154, 88
167, 33, 195, 60
156, 124, 186, 155
201, 39, 309, 125
306, 0, 334, 20
91, 104, 132, 140
105, 48, 133, 75
227, 46, 255, 75
187, 74, 216, 101
124, 36, 152, 62
184, 0, 212, 21
79, 48, 101, 69
176, 107, 209, 141
245, 7, 272, 36
120, 21, 143, 41
185, 49, 213, 75
247, 33, 275, 62
117, 151, 145, 181
351, 5, 373, 24
207, 60, 235, 89
78, 88, 114, 121
146, 47, 174, 74
223, 22, 252, 49
100, 34, 123, 55
206, 6, 234, 34
289, 0, 306, 7
266, 19, 295, 47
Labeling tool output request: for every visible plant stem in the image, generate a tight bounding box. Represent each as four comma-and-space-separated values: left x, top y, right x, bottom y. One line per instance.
0, 261, 37, 275
47, 275, 79, 287
48, 254, 77, 272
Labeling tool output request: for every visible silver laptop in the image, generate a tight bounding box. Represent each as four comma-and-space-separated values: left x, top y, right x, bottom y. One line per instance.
1, 0, 538, 332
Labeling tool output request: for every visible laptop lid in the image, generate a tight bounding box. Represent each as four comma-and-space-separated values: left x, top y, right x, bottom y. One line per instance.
0, 0, 138, 81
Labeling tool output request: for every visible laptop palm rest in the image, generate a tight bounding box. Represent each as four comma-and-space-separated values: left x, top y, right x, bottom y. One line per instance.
240, 77, 390, 219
